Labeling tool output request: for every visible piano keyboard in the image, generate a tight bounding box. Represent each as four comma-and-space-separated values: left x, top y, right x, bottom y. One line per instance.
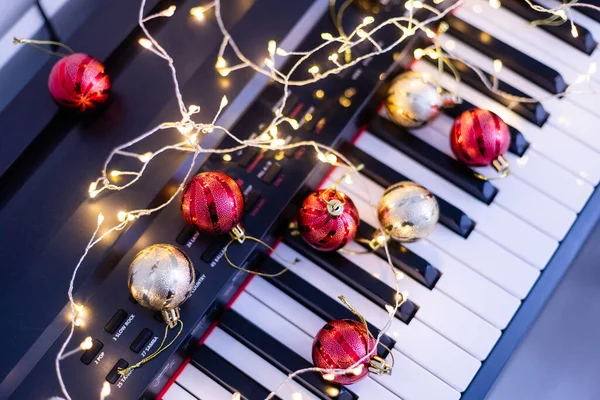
3, 0, 600, 399
158, 1, 600, 399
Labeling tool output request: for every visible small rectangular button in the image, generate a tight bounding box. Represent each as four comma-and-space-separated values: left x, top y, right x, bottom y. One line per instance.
261, 163, 281, 184
80, 339, 103, 365
176, 226, 197, 246
105, 310, 128, 334
244, 191, 261, 212
130, 329, 153, 353
201, 238, 227, 263
106, 359, 129, 384
238, 148, 260, 168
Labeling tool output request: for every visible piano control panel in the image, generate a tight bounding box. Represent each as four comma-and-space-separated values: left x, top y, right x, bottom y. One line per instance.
4, 0, 600, 399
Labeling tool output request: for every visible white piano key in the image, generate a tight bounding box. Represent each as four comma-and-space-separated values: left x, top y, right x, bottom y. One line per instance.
354, 130, 557, 269
411, 114, 577, 241
413, 60, 600, 186
274, 244, 481, 391
405, 239, 521, 330
335, 240, 501, 360
234, 291, 402, 400
372, 348, 459, 400
162, 383, 197, 400
246, 278, 460, 399
205, 327, 319, 400
468, 0, 600, 80
331, 177, 521, 326
439, 32, 600, 153
177, 364, 232, 400
456, 0, 600, 118
336, 141, 540, 298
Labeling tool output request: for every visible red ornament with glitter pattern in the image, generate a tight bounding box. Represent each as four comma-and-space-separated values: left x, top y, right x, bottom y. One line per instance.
48, 53, 110, 111
297, 189, 359, 252
180, 172, 245, 235
312, 319, 375, 385
450, 108, 510, 166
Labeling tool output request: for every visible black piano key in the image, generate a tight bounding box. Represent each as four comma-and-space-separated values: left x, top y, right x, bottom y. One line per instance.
284, 232, 419, 324
442, 15, 567, 94
369, 115, 498, 204
219, 310, 357, 400
356, 222, 442, 290
255, 257, 396, 354
341, 142, 476, 238
501, 0, 597, 55
191, 345, 279, 400
445, 99, 530, 157
421, 56, 549, 127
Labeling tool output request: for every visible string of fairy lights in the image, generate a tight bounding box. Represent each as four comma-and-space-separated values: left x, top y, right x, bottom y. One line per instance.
48, 0, 600, 399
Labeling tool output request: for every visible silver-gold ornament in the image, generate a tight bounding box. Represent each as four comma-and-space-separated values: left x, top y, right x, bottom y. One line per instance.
128, 244, 195, 327
385, 71, 454, 128
377, 181, 439, 242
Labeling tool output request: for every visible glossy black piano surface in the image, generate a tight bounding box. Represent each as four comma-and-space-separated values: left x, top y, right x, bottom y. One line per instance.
1, 0, 600, 399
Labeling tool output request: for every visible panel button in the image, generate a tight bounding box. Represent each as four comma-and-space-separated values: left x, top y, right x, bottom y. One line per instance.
130, 328, 153, 353
80, 339, 103, 365
106, 359, 129, 384
176, 225, 197, 246
105, 310, 128, 334
261, 163, 281, 184
238, 148, 260, 168
244, 191, 261, 212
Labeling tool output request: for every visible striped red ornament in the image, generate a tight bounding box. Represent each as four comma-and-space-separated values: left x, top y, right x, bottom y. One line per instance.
297, 189, 359, 252
48, 53, 110, 111
180, 172, 245, 235
312, 319, 375, 385
450, 108, 510, 166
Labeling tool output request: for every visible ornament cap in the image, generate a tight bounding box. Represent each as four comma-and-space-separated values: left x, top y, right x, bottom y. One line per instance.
230, 223, 246, 244
368, 355, 392, 375
161, 308, 181, 329
326, 199, 345, 216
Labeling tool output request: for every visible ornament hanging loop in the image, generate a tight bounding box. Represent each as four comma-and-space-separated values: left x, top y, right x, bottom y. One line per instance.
118, 319, 184, 376
224, 227, 299, 278
473, 155, 511, 181
13, 37, 75, 58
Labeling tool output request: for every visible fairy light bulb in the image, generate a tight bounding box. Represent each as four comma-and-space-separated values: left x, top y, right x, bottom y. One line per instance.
363, 16, 375, 25
190, 6, 205, 20
352, 365, 364, 376
326, 153, 338, 164
323, 373, 336, 381
231, 393, 241, 400
489, 0, 501, 8
493, 59, 503, 73
80, 336, 93, 350
161, 5, 176, 17
138, 38, 153, 49
571, 24, 579, 38
138, 152, 153, 163
308, 65, 320, 75
117, 211, 128, 222
101, 381, 111, 399
321, 32, 334, 41
268, 40, 277, 56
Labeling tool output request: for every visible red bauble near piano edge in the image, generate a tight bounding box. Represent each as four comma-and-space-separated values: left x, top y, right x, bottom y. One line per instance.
180, 171, 245, 235
297, 189, 359, 252
48, 53, 110, 111
450, 108, 510, 166
312, 319, 391, 385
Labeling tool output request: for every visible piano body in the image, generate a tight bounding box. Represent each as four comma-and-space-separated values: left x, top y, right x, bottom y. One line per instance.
1, 0, 600, 399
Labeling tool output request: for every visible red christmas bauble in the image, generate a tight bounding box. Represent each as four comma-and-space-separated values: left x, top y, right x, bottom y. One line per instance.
297, 189, 359, 252
180, 172, 245, 235
48, 53, 110, 111
312, 319, 375, 385
450, 108, 510, 166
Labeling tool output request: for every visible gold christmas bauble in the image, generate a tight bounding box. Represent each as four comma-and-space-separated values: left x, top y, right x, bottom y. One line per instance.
385, 71, 449, 128
378, 181, 439, 242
